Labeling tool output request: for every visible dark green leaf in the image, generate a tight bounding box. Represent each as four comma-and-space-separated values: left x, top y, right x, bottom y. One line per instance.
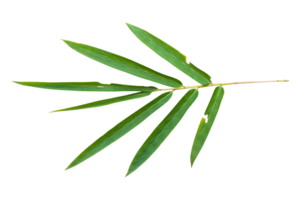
46, 92, 153, 114
188, 86, 226, 169
123, 21, 213, 85
9, 80, 158, 92
59, 38, 184, 88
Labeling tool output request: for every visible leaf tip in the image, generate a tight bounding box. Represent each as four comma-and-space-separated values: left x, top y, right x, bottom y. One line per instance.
123, 21, 129, 26
61, 167, 68, 172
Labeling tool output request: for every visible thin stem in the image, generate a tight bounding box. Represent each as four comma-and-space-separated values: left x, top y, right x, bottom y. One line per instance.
154, 79, 289, 92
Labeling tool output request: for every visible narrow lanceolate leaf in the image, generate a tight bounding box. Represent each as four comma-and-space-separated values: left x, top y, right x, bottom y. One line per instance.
51, 92, 150, 113
66, 92, 173, 170
190, 86, 224, 167
126, 24, 212, 86
13, 81, 157, 92
126, 89, 199, 176
62, 40, 183, 88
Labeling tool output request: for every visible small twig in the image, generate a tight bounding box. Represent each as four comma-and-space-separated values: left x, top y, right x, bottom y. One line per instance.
154, 80, 289, 92
235, 80, 288, 84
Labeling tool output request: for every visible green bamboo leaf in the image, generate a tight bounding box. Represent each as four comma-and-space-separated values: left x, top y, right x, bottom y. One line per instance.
126, 89, 199, 176
62, 40, 183, 88
190, 86, 224, 167
13, 81, 157, 92
188, 117, 207, 169
66, 92, 173, 170
51, 92, 151, 113
126, 24, 212, 86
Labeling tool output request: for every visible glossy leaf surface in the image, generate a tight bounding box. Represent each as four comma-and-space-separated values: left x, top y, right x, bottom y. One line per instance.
127, 24, 212, 86
66, 92, 173, 170
51, 92, 151, 112
190, 86, 224, 167
63, 40, 183, 88
126, 89, 199, 176
13, 81, 157, 92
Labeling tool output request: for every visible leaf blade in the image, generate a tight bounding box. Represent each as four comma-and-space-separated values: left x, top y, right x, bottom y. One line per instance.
62, 40, 183, 88
13, 81, 157, 92
190, 86, 224, 167
126, 89, 199, 176
51, 92, 151, 112
126, 24, 212, 86
66, 92, 173, 170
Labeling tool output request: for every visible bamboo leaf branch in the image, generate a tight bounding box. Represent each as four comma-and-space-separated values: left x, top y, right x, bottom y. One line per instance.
14, 22, 290, 176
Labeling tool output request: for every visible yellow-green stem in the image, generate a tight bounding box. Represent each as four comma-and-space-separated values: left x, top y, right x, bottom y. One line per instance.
154, 79, 289, 92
